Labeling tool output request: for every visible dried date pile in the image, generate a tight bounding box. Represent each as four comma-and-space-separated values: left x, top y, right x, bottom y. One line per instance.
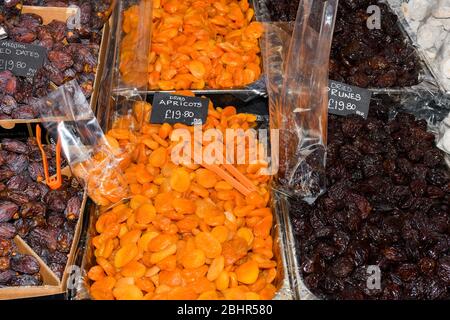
291, 108, 450, 300
0, 237, 42, 287
265, 0, 421, 88
22, 0, 112, 33
0, 138, 83, 282
0, 7, 102, 119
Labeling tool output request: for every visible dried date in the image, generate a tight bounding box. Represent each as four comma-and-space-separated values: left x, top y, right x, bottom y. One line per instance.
10, 254, 40, 274
8, 274, 42, 286
0, 223, 16, 239
0, 201, 19, 222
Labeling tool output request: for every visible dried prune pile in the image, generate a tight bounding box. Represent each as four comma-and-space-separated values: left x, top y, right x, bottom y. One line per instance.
291, 108, 450, 300
265, 0, 299, 22
330, 1, 421, 88
0, 8, 102, 119
0, 138, 83, 280
265, 0, 421, 88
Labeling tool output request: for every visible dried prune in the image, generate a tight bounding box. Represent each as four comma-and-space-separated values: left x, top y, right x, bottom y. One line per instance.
396, 264, 418, 282
331, 257, 354, 278
427, 169, 449, 187
437, 257, 450, 284
10, 254, 40, 274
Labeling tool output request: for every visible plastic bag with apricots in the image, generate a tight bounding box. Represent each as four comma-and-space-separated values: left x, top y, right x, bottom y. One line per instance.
36, 80, 130, 207
118, 0, 267, 96
262, 0, 338, 203
115, 0, 153, 92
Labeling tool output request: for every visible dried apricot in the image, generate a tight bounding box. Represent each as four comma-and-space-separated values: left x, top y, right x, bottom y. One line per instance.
136, 203, 157, 224
211, 225, 229, 243
148, 234, 177, 252
149, 147, 167, 167
120, 229, 142, 246
114, 243, 139, 268
121, 261, 146, 278
135, 277, 155, 293
207, 256, 225, 281
181, 249, 206, 269
88, 266, 106, 281
236, 260, 259, 284
113, 284, 144, 300
170, 168, 191, 192
215, 270, 230, 291
173, 198, 195, 214
222, 237, 248, 266
195, 232, 222, 258
195, 168, 218, 188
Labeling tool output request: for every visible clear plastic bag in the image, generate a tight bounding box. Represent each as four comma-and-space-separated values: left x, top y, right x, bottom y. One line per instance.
113, 0, 153, 93
263, 0, 338, 203
37, 80, 129, 207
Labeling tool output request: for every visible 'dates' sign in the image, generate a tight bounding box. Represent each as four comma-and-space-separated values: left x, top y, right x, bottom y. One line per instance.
0, 40, 47, 78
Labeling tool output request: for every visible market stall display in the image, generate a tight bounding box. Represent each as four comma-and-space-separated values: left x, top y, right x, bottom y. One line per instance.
0, 134, 87, 299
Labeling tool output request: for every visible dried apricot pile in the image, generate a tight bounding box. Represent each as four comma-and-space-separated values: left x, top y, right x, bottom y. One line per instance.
88, 95, 277, 300
120, 0, 264, 90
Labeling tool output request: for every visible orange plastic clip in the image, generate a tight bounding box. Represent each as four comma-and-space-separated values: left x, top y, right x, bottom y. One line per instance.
36, 124, 62, 190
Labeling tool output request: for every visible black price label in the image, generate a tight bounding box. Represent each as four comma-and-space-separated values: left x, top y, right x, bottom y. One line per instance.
0, 40, 47, 77
150, 93, 209, 126
327, 80, 372, 119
